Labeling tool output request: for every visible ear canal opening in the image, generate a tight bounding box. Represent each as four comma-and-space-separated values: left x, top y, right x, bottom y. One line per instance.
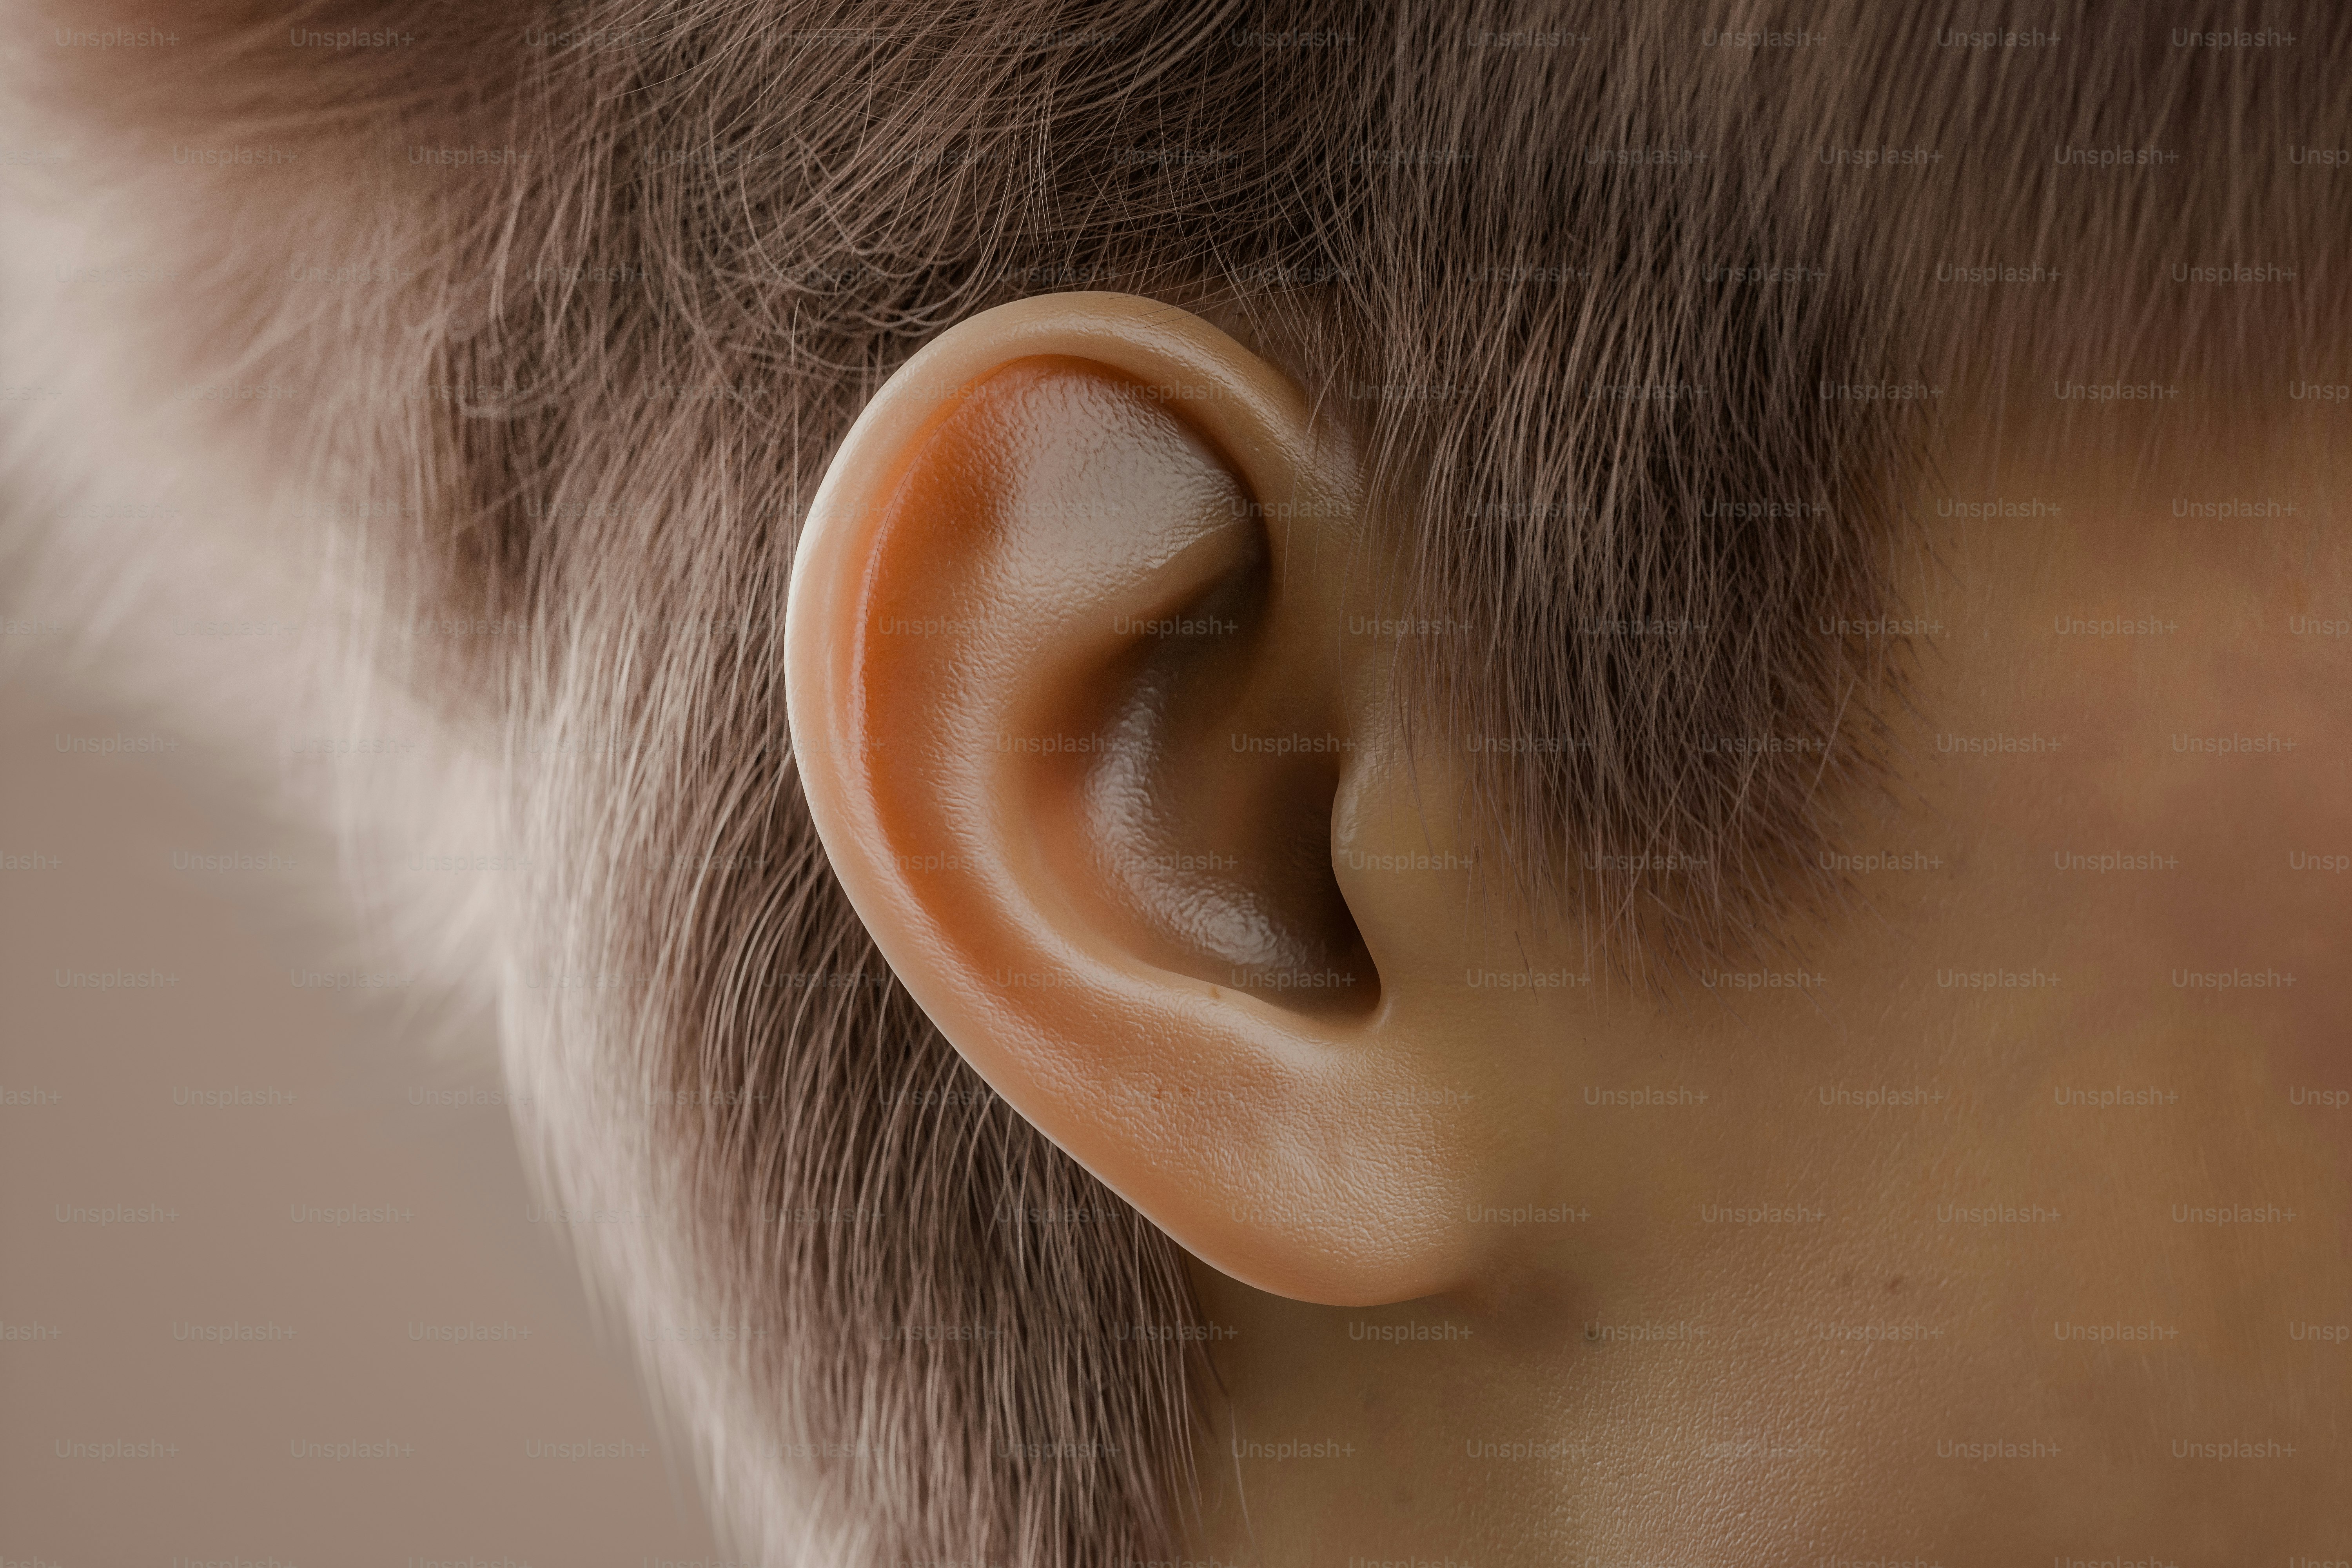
1058, 514, 1381, 1020
1220, 514, 1382, 1020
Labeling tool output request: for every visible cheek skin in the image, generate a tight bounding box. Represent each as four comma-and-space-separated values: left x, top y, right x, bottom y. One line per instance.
2169, 636, 2352, 1105
1694, 485, 2352, 1544
1935, 495, 2352, 1252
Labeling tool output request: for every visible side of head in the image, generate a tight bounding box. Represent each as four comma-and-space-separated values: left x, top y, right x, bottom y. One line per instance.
6, 1, 2347, 1562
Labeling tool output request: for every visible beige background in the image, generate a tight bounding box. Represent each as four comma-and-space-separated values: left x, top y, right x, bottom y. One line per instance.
0, 674, 724, 1564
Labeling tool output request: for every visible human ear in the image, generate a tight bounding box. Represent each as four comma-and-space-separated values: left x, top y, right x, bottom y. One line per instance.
784, 294, 1503, 1304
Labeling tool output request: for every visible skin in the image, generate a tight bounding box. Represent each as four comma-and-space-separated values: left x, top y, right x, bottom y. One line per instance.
788, 296, 2352, 1562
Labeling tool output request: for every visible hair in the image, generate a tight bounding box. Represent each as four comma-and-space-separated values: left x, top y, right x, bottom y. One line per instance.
9, 0, 2346, 1561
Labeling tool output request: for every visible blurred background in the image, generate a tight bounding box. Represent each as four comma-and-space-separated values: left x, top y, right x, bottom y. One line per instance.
0, 670, 724, 1563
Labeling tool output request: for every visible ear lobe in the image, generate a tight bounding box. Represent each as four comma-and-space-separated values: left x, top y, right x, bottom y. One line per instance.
785, 294, 1492, 1304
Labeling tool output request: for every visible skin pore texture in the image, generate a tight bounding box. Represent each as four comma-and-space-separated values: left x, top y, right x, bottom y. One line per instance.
789, 296, 2352, 1562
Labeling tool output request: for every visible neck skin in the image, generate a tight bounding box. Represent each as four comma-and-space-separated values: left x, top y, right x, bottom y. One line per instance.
1181, 413, 2352, 1563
